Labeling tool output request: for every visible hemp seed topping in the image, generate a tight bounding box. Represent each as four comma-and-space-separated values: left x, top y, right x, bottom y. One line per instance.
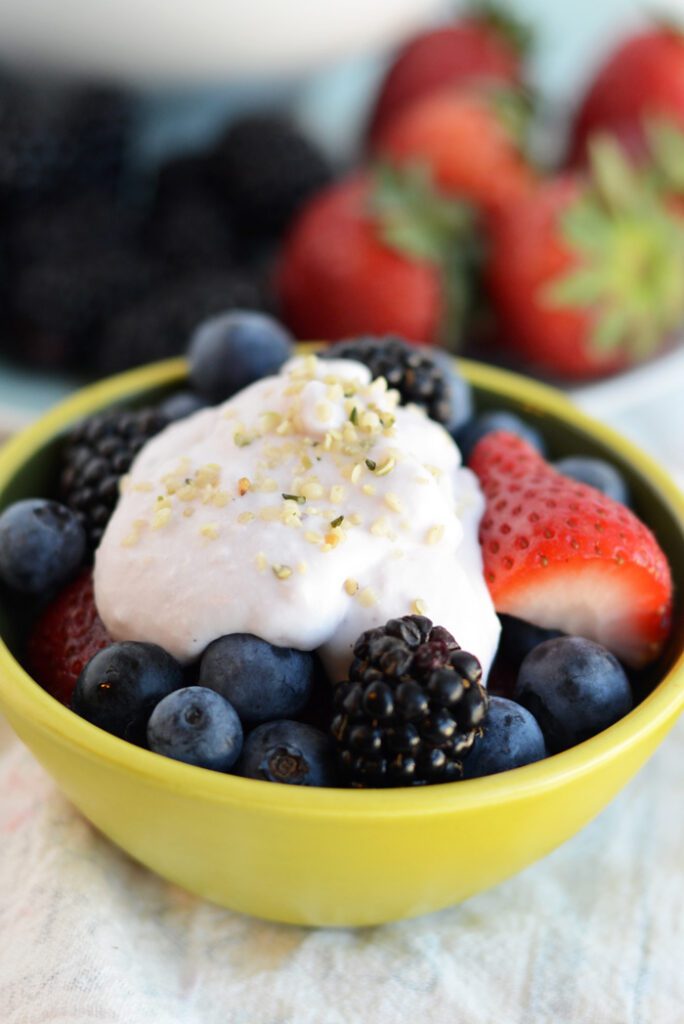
272, 564, 293, 580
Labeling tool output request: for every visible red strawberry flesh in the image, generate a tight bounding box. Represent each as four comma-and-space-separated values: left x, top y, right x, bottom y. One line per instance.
27, 570, 112, 705
469, 431, 672, 668
367, 19, 523, 146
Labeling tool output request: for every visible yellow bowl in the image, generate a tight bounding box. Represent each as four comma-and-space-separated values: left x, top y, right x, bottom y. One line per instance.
0, 357, 682, 928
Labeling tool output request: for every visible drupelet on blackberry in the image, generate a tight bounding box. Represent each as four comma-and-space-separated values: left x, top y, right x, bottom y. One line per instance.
67, 86, 132, 193
4, 190, 152, 369
322, 335, 471, 432
0, 77, 74, 206
144, 153, 235, 273
211, 114, 332, 236
59, 407, 168, 551
95, 268, 269, 374
331, 615, 488, 787
8, 246, 156, 371
6, 189, 140, 266
0, 77, 131, 208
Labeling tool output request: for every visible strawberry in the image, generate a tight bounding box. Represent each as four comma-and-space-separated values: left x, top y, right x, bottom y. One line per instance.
276, 168, 473, 346
374, 86, 536, 219
469, 431, 672, 669
367, 4, 530, 146
568, 25, 684, 167
486, 140, 684, 379
27, 570, 112, 705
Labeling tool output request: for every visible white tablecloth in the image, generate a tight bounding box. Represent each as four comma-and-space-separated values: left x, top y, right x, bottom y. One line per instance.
1, 711, 682, 1024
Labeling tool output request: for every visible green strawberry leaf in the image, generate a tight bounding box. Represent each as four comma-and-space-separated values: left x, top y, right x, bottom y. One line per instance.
591, 307, 632, 353
644, 117, 684, 192
543, 267, 605, 306
588, 135, 644, 214
481, 83, 536, 149
546, 139, 684, 364
466, 0, 535, 59
368, 161, 479, 351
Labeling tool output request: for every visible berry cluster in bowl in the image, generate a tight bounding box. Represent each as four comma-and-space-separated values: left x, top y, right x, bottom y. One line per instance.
0, 313, 674, 788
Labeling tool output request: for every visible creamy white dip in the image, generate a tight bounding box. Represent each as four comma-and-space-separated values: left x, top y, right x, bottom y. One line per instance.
94, 355, 500, 681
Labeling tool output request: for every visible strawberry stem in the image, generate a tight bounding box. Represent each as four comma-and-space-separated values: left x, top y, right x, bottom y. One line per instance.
368, 161, 478, 351
465, 0, 534, 58
546, 138, 684, 362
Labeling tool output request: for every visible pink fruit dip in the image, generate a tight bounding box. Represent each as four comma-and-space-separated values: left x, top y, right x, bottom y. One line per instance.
94, 355, 500, 680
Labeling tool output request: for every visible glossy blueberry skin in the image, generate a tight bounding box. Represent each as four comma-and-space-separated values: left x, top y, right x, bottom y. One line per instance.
0, 498, 86, 595
456, 411, 547, 463
147, 686, 243, 771
515, 637, 633, 754
498, 614, 565, 674
199, 633, 314, 724
554, 456, 630, 506
72, 642, 184, 743
188, 310, 294, 403
238, 720, 337, 786
159, 390, 206, 422
429, 349, 474, 434
462, 696, 546, 778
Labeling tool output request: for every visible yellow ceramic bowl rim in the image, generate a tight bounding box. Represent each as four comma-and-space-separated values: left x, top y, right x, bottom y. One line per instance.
0, 356, 683, 821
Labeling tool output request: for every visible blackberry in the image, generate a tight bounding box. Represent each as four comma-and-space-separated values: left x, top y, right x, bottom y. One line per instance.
6, 190, 140, 266
0, 78, 131, 208
210, 114, 332, 236
331, 615, 488, 787
8, 245, 156, 371
0, 77, 76, 207
5, 190, 152, 370
145, 154, 235, 273
153, 152, 214, 209
95, 268, 268, 374
322, 336, 469, 431
59, 407, 168, 550
66, 86, 132, 194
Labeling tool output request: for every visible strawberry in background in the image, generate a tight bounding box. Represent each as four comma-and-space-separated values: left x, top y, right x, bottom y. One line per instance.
487, 138, 684, 379
366, 1, 531, 146
374, 85, 536, 219
568, 23, 684, 166
277, 166, 474, 346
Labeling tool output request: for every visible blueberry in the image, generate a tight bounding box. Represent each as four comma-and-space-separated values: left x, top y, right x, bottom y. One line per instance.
515, 637, 633, 754
554, 456, 630, 506
72, 642, 184, 743
199, 633, 314, 724
147, 686, 243, 771
456, 411, 546, 463
238, 720, 337, 786
188, 310, 294, 403
498, 614, 564, 674
430, 349, 474, 434
0, 498, 85, 595
462, 696, 546, 778
158, 390, 207, 422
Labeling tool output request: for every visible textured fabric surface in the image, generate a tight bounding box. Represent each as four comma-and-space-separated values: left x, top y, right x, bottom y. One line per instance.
1, 709, 682, 1024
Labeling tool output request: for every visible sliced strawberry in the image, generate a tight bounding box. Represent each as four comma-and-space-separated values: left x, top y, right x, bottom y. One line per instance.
469, 431, 672, 668
27, 570, 112, 705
